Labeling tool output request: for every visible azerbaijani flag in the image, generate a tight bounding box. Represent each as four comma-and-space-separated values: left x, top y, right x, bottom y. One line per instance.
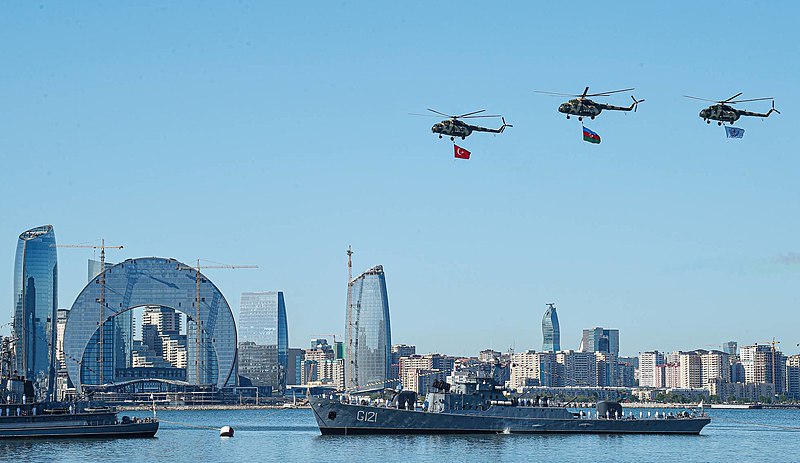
582, 126, 601, 144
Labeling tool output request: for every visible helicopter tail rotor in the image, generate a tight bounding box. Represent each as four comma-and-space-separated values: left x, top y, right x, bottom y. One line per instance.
499, 117, 513, 133
769, 100, 781, 115
631, 95, 645, 112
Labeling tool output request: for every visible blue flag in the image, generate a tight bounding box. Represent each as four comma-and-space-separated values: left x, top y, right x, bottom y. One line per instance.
725, 126, 745, 139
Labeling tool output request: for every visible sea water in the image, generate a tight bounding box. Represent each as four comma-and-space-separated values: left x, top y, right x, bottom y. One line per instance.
0, 408, 796, 463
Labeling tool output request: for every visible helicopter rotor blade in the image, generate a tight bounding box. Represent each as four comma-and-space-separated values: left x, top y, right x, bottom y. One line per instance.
580, 87, 590, 98
585, 87, 635, 97
427, 108, 453, 118
728, 97, 774, 104
533, 90, 581, 97
721, 93, 743, 103
409, 113, 442, 117
461, 114, 502, 119
683, 95, 721, 103
456, 109, 486, 118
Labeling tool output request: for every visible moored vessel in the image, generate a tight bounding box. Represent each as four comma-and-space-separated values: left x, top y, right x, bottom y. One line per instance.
310, 370, 710, 435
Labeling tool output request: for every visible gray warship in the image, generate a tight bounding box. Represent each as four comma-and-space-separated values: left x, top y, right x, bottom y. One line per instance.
0, 339, 158, 439
310, 370, 710, 435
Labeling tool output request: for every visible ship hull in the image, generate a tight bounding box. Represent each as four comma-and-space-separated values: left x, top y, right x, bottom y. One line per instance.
0, 411, 159, 439
310, 398, 710, 435
0, 421, 159, 439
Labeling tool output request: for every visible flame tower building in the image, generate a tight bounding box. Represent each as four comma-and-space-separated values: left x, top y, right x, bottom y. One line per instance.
13, 225, 58, 398
542, 303, 560, 352
345, 263, 392, 391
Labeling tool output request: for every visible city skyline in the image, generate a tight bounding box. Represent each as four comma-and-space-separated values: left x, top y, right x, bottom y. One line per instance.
3, 2, 800, 358
6, 232, 798, 359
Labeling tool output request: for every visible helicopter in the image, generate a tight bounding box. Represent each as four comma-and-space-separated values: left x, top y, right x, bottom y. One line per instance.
424, 109, 512, 141
683, 93, 780, 125
534, 87, 644, 121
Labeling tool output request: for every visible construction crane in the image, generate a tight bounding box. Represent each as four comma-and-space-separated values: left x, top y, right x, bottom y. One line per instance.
176, 259, 257, 387
52, 239, 123, 385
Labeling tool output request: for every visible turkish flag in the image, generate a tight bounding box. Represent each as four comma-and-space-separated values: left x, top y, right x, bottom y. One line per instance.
454, 145, 471, 159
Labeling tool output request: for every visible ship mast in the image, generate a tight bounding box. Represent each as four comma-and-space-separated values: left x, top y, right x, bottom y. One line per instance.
346, 246, 355, 389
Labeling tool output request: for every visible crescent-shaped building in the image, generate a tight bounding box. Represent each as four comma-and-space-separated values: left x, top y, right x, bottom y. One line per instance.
63, 257, 237, 393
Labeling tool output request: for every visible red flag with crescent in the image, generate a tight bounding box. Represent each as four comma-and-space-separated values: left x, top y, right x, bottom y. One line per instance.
454, 145, 471, 159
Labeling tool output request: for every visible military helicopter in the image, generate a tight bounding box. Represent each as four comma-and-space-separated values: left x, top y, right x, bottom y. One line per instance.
423, 109, 512, 141
534, 87, 644, 121
683, 93, 780, 125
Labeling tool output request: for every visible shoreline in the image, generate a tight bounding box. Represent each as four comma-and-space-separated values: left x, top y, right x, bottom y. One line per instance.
117, 404, 311, 411
113, 402, 800, 411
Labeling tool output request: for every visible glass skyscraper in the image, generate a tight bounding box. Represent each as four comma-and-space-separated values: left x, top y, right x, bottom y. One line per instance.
541, 303, 560, 352
13, 225, 58, 399
238, 291, 289, 393
346, 265, 392, 390
64, 257, 238, 392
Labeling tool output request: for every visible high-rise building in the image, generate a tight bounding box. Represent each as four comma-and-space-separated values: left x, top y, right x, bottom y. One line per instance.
13, 225, 58, 399
286, 348, 305, 386
701, 350, 731, 385
399, 354, 455, 394
479, 349, 501, 363
541, 303, 560, 352
786, 355, 800, 400
555, 350, 597, 386
510, 350, 557, 389
658, 362, 681, 388
679, 351, 703, 389
391, 344, 416, 380
638, 351, 664, 388
346, 265, 392, 390
302, 338, 337, 385
721, 341, 738, 356
238, 291, 289, 394
64, 257, 238, 391
140, 306, 186, 369
740, 344, 786, 394
578, 327, 619, 385
55, 308, 69, 372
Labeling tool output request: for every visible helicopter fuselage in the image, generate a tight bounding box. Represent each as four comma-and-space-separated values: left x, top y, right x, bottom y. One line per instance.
699, 104, 740, 124
558, 99, 603, 119
432, 120, 473, 139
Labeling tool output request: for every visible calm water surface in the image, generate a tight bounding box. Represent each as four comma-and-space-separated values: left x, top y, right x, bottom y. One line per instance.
0, 408, 797, 463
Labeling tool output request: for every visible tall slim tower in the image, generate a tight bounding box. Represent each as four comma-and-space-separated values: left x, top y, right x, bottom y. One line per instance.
238, 291, 289, 393
13, 225, 58, 399
541, 303, 561, 352
345, 260, 392, 391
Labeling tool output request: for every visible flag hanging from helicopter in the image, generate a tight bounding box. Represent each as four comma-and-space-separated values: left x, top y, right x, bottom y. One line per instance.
454, 144, 471, 159
582, 126, 601, 144
725, 126, 745, 139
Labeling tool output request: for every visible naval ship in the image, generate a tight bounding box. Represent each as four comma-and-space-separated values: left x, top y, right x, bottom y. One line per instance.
310, 370, 710, 435
0, 339, 158, 439
0, 375, 159, 439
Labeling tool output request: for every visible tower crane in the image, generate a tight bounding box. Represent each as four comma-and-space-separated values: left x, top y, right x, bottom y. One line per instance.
176, 259, 257, 387
52, 239, 123, 385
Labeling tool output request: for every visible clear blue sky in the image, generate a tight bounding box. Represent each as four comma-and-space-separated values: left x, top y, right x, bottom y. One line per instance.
2, 2, 799, 357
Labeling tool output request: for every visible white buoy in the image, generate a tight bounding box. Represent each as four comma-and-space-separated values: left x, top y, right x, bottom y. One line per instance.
220, 426, 234, 437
